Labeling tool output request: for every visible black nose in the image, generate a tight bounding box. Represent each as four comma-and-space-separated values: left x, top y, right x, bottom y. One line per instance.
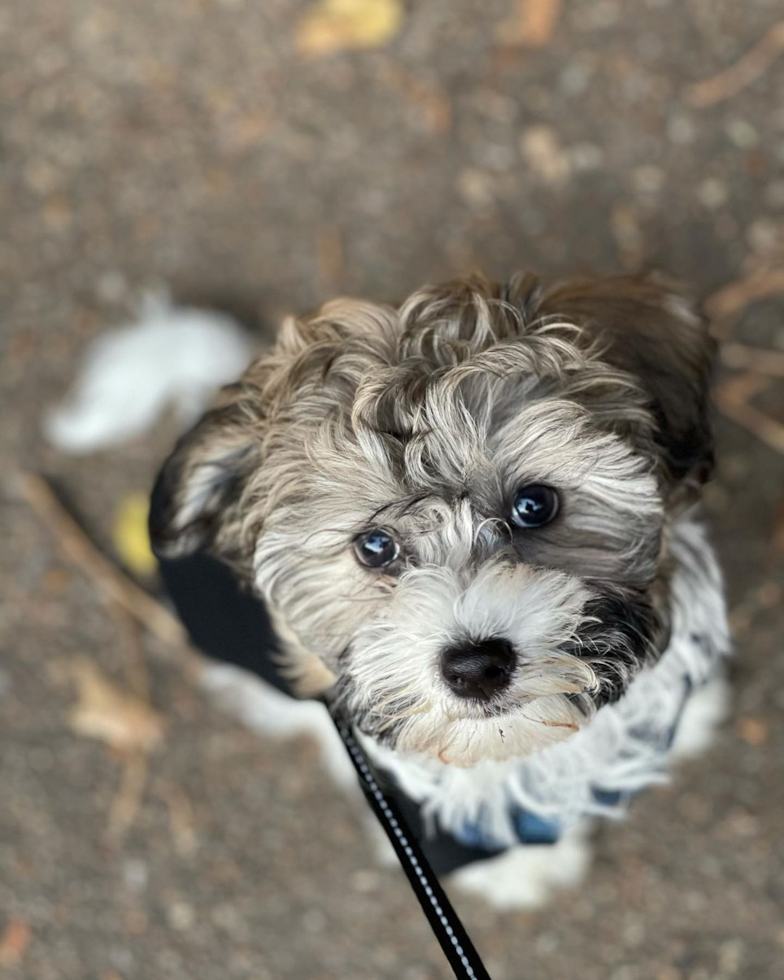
440, 638, 516, 701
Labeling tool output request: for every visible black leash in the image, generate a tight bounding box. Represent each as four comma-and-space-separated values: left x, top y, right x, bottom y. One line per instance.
330, 711, 492, 980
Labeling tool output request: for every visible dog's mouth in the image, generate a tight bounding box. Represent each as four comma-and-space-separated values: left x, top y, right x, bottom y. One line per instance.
399, 691, 589, 765
337, 681, 589, 748
446, 690, 535, 721
333, 653, 596, 737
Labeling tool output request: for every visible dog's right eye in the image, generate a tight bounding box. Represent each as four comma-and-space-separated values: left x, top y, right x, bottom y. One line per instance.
353, 529, 400, 568
511, 484, 559, 528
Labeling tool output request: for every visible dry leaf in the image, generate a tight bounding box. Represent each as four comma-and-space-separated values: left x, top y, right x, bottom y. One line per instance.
113, 491, 156, 578
68, 657, 164, 753
497, 0, 562, 48
736, 717, 769, 747
296, 0, 404, 57
706, 266, 784, 326
0, 918, 31, 967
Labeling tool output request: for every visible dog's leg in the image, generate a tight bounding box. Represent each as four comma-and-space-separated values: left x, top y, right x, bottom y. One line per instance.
200, 662, 358, 788
447, 821, 593, 910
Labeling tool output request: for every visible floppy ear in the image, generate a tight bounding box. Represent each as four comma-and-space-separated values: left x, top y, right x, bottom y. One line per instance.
149, 398, 260, 562
533, 274, 716, 487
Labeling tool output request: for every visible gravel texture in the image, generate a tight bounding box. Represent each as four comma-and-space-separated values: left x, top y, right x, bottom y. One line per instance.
2, 1, 784, 978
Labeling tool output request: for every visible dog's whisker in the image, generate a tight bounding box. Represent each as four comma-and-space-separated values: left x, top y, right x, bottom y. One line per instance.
376, 701, 432, 733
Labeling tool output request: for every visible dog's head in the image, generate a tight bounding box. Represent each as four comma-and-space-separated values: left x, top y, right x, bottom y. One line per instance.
151, 273, 715, 765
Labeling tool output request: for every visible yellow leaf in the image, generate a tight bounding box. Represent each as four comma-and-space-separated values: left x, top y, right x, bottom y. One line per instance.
68, 658, 164, 753
296, 0, 404, 57
735, 716, 769, 748
113, 491, 157, 577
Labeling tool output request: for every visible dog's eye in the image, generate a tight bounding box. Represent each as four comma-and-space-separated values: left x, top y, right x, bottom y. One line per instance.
353, 529, 400, 568
511, 484, 559, 528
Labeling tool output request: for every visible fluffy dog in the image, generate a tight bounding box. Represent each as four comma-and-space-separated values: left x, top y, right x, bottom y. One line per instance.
151, 272, 729, 907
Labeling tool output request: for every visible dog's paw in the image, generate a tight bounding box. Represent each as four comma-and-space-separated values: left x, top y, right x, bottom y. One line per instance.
448, 826, 592, 911
670, 673, 730, 761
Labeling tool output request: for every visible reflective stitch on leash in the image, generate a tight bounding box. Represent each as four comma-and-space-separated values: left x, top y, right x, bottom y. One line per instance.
330, 712, 492, 980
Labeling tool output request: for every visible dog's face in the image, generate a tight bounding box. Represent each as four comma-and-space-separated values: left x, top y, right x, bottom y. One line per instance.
152, 274, 714, 766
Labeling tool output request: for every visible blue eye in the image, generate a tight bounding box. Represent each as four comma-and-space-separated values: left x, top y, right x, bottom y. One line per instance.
354, 529, 400, 568
511, 485, 559, 528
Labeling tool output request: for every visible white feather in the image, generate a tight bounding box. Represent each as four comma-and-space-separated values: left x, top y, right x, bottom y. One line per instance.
44, 293, 254, 453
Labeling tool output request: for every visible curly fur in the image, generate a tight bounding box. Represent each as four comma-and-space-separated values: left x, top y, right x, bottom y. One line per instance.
151, 271, 724, 773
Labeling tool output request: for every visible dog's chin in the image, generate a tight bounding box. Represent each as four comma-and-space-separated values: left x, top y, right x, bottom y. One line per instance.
380, 693, 593, 767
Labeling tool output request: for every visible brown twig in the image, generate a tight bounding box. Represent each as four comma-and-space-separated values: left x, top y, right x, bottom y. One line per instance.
162, 786, 198, 856
721, 343, 784, 376
706, 266, 784, 332
112, 603, 153, 701
107, 752, 149, 844
16, 471, 187, 648
683, 21, 784, 108
714, 373, 784, 454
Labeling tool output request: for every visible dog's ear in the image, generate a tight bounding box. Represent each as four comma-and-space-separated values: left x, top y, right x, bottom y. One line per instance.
149, 397, 260, 561
530, 274, 716, 488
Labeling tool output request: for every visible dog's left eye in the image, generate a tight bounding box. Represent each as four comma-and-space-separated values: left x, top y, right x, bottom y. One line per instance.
511, 484, 559, 528
353, 529, 400, 568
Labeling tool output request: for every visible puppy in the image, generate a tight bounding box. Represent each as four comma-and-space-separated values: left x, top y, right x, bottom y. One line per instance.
151, 273, 729, 907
